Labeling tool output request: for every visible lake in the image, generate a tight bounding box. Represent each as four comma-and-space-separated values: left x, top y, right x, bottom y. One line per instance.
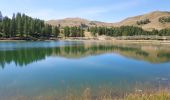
0, 41, 170, 100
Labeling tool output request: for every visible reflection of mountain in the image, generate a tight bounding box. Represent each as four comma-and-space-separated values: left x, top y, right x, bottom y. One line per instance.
55, 44, 170, 64
0, 43, 170, 68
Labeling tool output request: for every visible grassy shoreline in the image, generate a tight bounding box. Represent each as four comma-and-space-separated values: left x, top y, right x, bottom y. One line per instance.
1, 38, 170, 45
3, 89, 170, 100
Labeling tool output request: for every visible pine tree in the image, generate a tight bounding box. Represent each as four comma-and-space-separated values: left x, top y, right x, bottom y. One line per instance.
0, 11, 3, 21
11, 14, 16, 37
16, 13, 22, 36
2, 17, 11, 37
64, 27, 70, 37
52, 26, 60, 37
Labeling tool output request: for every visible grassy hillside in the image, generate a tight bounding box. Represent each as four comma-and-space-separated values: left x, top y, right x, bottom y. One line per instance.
115, 11, 170, 31
46, 11, 170, 31
46, 18, 113, 27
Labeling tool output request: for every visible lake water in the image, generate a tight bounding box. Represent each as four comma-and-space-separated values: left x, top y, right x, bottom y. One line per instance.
0, 41, 170, 100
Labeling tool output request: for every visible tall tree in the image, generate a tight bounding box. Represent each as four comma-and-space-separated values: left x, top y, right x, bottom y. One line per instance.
2, 17, 11, 37
16, 13, 22, 36
64, 27, 70, 37
52, 26, 60, 37
11, 14, 16, 37
0, 11, 3, 21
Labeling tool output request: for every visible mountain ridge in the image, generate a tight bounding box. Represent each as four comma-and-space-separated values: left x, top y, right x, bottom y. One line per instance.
46, 17, 113, 27
115, 11, 170, 30
46, 11, 170, 30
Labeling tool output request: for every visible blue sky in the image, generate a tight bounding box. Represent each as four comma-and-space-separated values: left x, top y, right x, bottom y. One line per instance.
0, 0, 170, 22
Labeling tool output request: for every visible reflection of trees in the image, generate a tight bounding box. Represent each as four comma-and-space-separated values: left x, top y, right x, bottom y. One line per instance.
158, 52, 170, 60
0, 44, 170, 68
0, 48, 53, 68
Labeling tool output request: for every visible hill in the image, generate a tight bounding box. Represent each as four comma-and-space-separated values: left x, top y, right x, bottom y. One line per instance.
46, 18, 113, 27
46, 11, 170, 31
114, 11, 170, 30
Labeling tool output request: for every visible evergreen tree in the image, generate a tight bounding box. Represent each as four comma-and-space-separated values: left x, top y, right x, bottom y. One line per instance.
11, 14, 16, 37
0, 11, 3, 21
1, 11, 170, 39
16, 13, 22, 36
64, 26, 70, 37
52, 26, 60, 37
0, 12, 2, 36
2, 17, 11, 37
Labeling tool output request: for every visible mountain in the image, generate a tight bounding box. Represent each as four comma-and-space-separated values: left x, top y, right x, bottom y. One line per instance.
114, 11, 170, 30
46, 11, 170, 30
46, 18, 113, 27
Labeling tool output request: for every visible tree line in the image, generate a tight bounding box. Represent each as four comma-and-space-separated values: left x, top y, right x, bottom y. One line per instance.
0, 11, 170, 39
0, 12, 85, 39
0, 13, 61, 38
63, 26, 84, 37
88, 26, 170, 36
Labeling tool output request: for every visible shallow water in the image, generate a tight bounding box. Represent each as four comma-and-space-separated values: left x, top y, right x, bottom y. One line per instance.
0, 41, 170, 99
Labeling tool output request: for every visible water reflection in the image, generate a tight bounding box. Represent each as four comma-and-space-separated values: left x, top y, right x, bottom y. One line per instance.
0, 41, 170, 100
0, 41, 170, 68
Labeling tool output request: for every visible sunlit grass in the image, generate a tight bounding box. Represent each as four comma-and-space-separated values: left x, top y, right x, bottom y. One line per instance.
65, 88, 170, 100
124, 91, 170, 100
4, 88, 170, 100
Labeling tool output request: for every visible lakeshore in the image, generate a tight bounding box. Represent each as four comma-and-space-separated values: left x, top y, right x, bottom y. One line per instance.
1, 36, 170, 45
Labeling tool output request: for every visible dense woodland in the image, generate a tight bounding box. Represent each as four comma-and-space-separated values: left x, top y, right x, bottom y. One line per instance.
89, 26, 170, 36
63, 26, 84, 37
0, 13, 58, 38
0, 12, 84, 39
0, 13, 60, 38
0, 11, 170, 39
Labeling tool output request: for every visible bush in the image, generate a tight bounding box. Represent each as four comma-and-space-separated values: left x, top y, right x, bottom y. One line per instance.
159, 16, 170, 23
137, 19, 151, 25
